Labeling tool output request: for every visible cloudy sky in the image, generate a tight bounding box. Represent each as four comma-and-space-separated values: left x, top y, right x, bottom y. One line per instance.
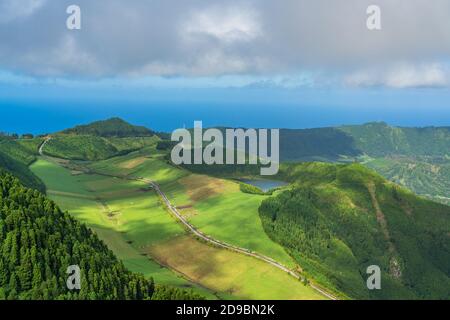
0, 0, 449, 131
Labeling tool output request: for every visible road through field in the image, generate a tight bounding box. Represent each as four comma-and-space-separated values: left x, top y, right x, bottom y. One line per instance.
39, 138, 337, 300
148, 179, 337, 300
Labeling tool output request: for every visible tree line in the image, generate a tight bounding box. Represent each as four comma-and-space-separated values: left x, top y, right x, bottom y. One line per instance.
0, 173, 202, 300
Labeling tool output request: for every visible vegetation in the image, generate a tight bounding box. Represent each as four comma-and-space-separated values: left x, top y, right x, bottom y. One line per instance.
339, 122, 450, 158
365, 157, 450, 205
279, 128, 361, 161
0, 173, 155, 300
43, 118, 159, 161
30, 159, 213, 294
0, 153, 45, 193
98, 150, 304, 283
107, 136, 159, 152
0, 171, 206, 300
3, 118, 450, 300
278, 122, 450, 206
89, 152, 296, 268
16, 138, 44, 156
239, 182, 269, 195
279, 122, 450, 160
156, 140, 177, 151
0, 136, 38, 165
44, 135, 158, 161
44, 135, 118, 161
0, 136, 44, 192
31, 156, 321, 299
149, 235, 324, 300
152, 284, 205, 300
61, 117, 154, 137
260, 162, 450, 299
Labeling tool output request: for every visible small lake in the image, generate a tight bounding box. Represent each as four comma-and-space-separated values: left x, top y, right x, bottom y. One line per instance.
240, 179, 288, 192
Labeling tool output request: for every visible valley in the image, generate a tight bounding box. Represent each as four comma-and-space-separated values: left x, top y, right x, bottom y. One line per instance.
31, 143, 325, 300
1, 118, 449, 300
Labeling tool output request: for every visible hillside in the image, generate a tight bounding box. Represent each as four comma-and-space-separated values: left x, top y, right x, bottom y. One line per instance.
0, 173, 203, 300
277, 123, 450, 205
44, 135, 159, 161
278, 122, 450, 161
0, 173, 154, 299
279, 128, 361, 161
61, 117, 154, 137
260, 163, 450, 299
151, 122, 449, 162
2, 118, 449, 300
41, 118, 160, 161
0, 152, 45, 193
0, 137, 38, 165
339, 122, 450, 158
0, 137, 45, 192
365, 157, 450, 205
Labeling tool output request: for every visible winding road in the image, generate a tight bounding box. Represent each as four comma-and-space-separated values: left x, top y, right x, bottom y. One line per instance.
39, 137, 338, 300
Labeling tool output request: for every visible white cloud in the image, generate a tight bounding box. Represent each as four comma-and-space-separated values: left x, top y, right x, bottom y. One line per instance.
345, 64, 449, 88
386, 64, 448, 88
182, 4, 262, 44
0, 0, 46, 23
132, 50, 270, 77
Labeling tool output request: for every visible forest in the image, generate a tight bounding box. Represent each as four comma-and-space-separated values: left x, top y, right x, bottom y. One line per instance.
0, 173, 202, 300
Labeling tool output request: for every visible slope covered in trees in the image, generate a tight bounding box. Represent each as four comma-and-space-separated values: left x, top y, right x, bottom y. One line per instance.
44, 135, 159, 161
365, 157, 450, 205
61, 117, 154, 138
339, 122, 450, 158
278, 122, 450, 160
0, 173, 154, 299
0, 173, 202, 300
43, 118, 159, 161
279, 128, 361, 161
277, 123, 450, 205
260, 163, 450, 299
0, 137, 45, 192
0, 153, 45, 193
0, 137, 38, 165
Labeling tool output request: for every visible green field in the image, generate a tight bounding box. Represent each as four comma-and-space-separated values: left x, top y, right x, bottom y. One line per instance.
31, 156, 323, 300
177, 175, 296, 268
30, 158, 216, 298
8, 118, 450, 300
88, 148, 296, 267
149, 235, 324, 300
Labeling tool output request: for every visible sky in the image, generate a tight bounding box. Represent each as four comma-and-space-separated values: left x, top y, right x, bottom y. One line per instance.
0, 0, 449, 133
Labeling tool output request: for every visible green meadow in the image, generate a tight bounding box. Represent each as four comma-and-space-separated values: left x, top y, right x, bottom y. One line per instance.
30, 158, 216, 298
31, 156, 323, 300
149, 235, 324, 300
9, 118, 449, 300
88, 149, 296, 267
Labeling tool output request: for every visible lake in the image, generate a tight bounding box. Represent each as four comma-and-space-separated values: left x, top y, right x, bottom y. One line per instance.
240, 179, 288, 192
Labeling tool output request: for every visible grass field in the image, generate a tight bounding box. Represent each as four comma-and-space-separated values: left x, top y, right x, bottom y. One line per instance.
30, 151, 325, 299
176, 175, 296, 268
32, 157, 324, 299
88, 149, 296, 267
30, 158, 216, 298
148, 235, 324, 300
